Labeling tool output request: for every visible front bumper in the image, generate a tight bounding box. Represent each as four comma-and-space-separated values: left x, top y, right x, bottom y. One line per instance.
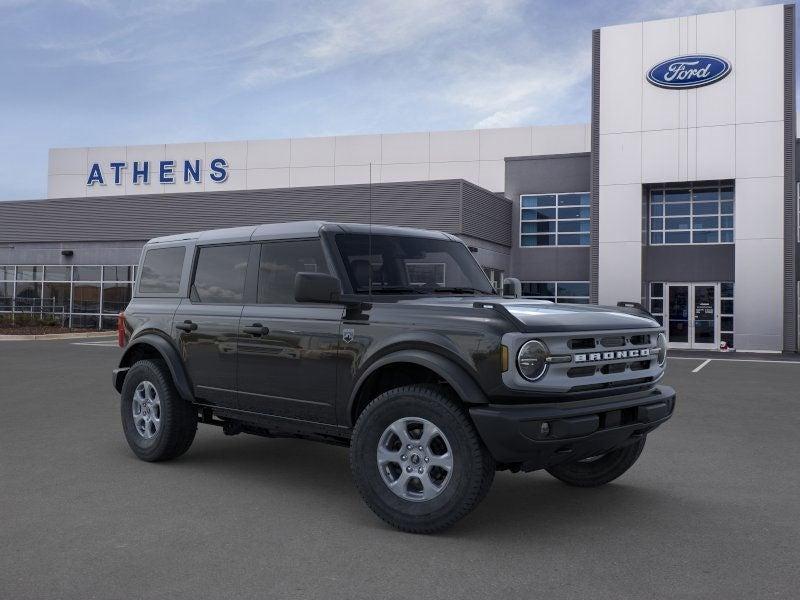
469, 385, 676, 472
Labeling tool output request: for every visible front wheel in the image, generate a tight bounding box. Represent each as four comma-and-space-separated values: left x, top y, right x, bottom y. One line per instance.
545, 436, 647, 487
350, 385, 495, 534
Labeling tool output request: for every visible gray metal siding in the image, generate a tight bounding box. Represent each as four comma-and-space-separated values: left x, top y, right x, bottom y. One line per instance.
0, 180, 504, 245
504, 153, 591, 282
590, 28, 601, 304
0, 241, 144, 267
784, 4, 797, 351
461, 181, 512, 246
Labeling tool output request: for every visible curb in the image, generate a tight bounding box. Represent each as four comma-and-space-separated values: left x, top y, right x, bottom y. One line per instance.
0, 332, 117, 341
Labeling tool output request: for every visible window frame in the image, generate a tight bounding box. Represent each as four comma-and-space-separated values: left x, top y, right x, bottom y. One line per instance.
136, 245, 188, 297
520, 280, 591, 303
519, 192, 591, 248
188, 242, 252, 306
1, 263, 136, 329
255, 237, 333, 306
648, 184, 734, 246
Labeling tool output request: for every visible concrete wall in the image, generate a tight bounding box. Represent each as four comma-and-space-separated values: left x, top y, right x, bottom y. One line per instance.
47, 125, 590, 199
597, 3, 789, 351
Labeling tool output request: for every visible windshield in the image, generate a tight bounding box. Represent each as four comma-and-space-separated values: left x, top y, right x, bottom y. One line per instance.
334, 233, 496, 295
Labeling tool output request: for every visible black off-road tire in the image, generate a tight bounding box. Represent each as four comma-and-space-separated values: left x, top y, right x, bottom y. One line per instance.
120, 359, 197, 462
545, 436, 647, 487
350, 385, 495, 534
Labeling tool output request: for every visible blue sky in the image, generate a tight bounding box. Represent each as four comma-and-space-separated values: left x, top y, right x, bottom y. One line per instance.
0, 0, 780, 200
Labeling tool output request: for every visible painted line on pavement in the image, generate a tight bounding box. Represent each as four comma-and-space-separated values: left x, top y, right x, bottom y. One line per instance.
670, 356, 800, 365
692, 359, 711, 373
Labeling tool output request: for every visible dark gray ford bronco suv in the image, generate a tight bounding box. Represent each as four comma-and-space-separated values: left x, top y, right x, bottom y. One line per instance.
113, 221, 675, 533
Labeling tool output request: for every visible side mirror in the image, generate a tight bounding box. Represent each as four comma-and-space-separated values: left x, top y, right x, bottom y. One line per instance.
502, 277, 521, 298
295, 272, 342, 303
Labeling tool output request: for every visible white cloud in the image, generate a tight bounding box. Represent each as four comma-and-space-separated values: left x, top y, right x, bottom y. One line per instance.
237, 0, 521, 88
635, 0, 766, 19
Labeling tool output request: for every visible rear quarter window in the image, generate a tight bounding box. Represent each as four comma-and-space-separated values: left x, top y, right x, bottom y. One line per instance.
138, 246, 186, 294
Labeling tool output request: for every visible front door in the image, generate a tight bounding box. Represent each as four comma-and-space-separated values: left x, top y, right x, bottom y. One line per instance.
665, 283, 718, 350
236, 239, 342, 425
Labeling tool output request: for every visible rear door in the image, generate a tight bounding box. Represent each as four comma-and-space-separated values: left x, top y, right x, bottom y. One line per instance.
236, 239, 343, 424
173, 243, 251, 408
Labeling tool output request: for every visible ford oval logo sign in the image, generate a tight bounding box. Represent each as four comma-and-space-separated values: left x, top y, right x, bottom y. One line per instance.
647, 55, 731, 89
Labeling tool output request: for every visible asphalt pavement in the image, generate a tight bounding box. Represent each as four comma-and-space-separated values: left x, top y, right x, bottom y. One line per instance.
1, 339, 798, 599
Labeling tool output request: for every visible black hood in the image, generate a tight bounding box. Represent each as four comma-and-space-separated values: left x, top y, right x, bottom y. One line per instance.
397, 296, 660, 333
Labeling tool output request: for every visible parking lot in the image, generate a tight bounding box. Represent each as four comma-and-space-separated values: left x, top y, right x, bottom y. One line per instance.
1, 339, 798, 599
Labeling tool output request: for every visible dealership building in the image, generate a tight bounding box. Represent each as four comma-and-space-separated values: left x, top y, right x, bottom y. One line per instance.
1, 2, 798, 353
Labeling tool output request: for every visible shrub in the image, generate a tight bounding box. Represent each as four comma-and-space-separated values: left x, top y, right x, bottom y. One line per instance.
0, 313, 62, 328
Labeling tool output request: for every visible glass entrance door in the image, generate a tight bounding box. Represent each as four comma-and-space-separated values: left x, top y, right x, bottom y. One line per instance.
665, 283, 719, 349
667, 285, 691, 349
692, 285, 717, 349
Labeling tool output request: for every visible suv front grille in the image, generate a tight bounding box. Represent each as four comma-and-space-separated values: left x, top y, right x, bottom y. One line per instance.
503, 329, 663, 395
568, 337, 595, 350
599, 335, 626, 348
547, 330, 661, 390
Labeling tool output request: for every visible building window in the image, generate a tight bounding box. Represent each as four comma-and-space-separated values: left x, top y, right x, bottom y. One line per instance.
649, 184, 734, 245
406, 262, 446, 286
521, 281, 590, 303
0, 264, 136, 330
520, 193, 590, 247
720, 282, 734, 348
649, 282, 664, 326
482, 267, 504, 292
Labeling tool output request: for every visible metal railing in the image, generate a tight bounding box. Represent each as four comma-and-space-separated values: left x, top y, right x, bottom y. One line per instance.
0, 297, 70, 326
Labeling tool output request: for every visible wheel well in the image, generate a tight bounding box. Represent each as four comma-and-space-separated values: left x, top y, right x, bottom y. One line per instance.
121, 343, 163, 368
350, 362, 458, 425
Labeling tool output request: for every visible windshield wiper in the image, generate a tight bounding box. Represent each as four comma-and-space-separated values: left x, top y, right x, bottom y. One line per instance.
432, 287, 494, 295
354, 286, 426, 294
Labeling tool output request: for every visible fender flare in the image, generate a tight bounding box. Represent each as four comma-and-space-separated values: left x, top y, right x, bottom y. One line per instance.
116, 333, 195, 402
347, 349, 489, 425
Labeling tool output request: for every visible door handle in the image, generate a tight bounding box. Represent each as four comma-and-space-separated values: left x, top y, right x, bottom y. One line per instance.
175, 320, 198, 332
242, 323, 269, 336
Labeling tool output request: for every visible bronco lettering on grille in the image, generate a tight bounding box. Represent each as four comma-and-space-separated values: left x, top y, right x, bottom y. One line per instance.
574, 348, 650, 363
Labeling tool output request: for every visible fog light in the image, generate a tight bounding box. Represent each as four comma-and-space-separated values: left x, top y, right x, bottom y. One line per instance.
540, 422, 550, 436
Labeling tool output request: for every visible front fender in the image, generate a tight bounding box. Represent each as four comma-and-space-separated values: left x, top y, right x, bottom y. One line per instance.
347, 349, 489, 425
115, 333, 195, 402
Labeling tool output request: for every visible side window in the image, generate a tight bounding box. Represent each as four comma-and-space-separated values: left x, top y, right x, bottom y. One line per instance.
191, 244, 250, 304
139, 246, 186, 294
258, 240, 328, 304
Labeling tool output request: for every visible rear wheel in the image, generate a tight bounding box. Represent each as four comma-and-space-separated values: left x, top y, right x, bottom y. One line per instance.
545, 436, 646, 487
350, 385, 494, 534
120, 359, 197, 462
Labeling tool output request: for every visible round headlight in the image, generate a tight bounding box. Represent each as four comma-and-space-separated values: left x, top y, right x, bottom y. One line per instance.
656, 332, 668, 366
517, 340, 549, 381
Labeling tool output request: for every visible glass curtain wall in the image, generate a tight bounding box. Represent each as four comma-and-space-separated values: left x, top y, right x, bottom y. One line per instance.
0, 265, 136, 329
